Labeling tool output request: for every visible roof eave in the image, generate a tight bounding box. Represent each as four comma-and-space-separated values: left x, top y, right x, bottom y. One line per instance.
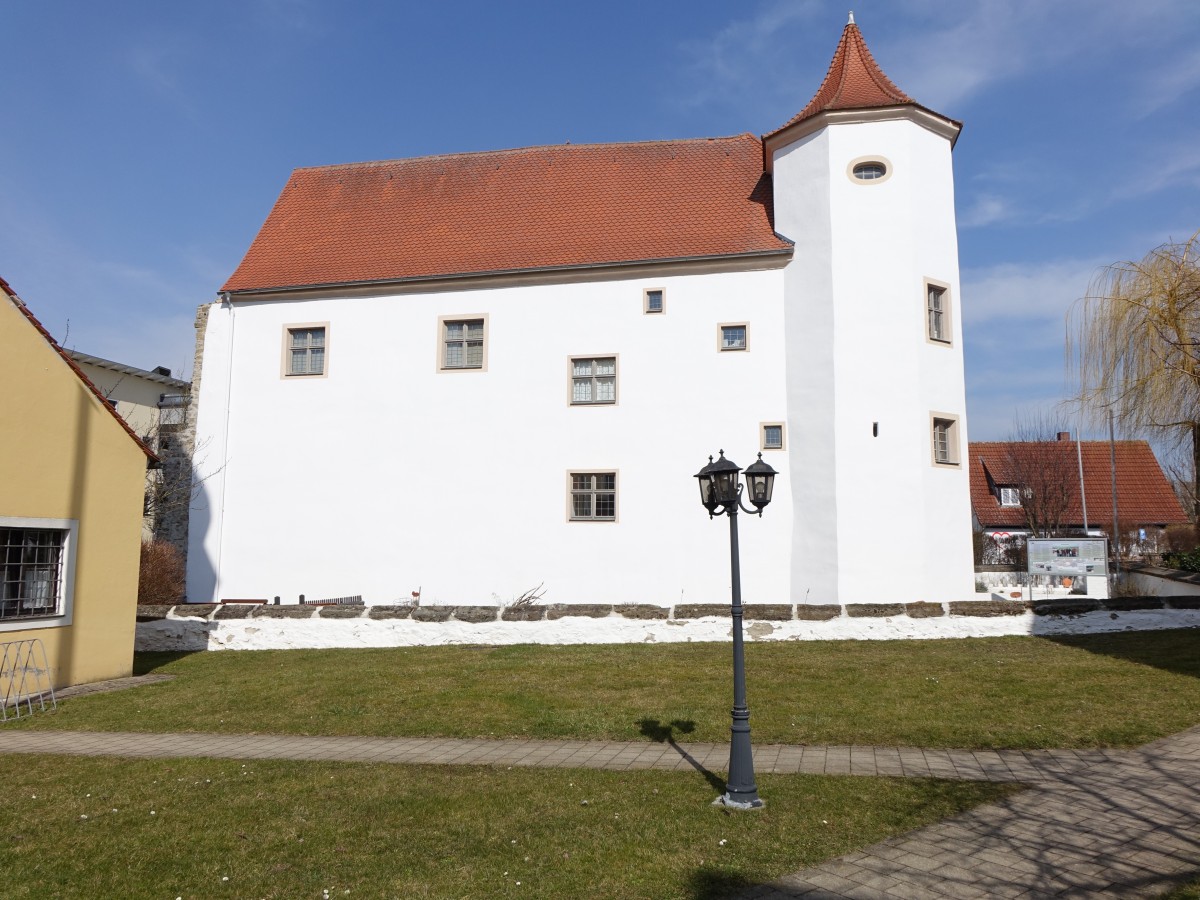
220, 247, 796, 300
67, 350, 190, 391
763, 104, 962, 172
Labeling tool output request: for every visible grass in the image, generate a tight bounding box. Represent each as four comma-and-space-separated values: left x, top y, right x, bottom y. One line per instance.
0, 755, 1016, 899
17, 628, 1200, 749
1165, 879, 1200, 899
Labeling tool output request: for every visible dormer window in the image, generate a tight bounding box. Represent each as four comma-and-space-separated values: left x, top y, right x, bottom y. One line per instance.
999, 487, 1021, 507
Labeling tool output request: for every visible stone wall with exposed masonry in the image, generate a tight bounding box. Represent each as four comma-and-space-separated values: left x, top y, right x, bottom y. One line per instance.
135, 597, 1200, 652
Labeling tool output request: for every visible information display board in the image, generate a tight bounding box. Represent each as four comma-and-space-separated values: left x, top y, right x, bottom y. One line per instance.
1027, 538, 1109, 577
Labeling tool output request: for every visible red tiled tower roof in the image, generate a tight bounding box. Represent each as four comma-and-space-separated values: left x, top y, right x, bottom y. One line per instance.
969, 440, 1188, 531
222, 136, 792, 294
763, 16, 958, 143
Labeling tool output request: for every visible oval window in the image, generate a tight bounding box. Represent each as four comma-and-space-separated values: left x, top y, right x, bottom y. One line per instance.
852, 161, 887, 181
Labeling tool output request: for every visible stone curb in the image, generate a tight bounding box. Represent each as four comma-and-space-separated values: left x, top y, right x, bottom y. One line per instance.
137, 596, 1193, 626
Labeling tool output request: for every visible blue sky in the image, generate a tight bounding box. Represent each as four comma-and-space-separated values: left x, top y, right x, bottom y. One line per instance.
2, 1, 1198, 439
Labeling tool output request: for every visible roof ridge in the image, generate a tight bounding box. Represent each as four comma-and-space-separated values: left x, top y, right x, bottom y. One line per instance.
292, 134, 762, 174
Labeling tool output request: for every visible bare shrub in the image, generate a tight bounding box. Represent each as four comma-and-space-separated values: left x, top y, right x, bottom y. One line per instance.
139, 539, 186, 603
1165, 524, 1199, 553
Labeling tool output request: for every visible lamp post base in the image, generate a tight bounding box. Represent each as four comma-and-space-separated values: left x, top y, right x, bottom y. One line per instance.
712, 794, 765, 811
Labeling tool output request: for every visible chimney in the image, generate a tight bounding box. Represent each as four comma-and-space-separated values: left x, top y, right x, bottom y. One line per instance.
1057, 431, 1071, 442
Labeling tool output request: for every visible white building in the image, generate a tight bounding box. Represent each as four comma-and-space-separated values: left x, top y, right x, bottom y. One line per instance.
188, 18, 974, 608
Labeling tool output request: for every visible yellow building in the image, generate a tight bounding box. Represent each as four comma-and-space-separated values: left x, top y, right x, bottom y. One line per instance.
1, 277, 153, 688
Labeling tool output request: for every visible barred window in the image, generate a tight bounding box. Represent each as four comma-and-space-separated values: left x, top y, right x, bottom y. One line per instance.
570, 473, 616, 521
571, 357, 617, 405
443, 318, 485, 369
0, 527, 67, 621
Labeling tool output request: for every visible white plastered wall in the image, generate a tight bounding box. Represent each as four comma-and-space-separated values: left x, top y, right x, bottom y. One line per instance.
773, 116, 974, 604
187, 267, 794, 607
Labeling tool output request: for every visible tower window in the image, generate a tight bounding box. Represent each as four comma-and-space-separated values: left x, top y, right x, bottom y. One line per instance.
847, 156, 893, 185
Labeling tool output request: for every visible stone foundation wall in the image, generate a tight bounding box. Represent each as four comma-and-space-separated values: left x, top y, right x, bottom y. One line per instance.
135, 597, 1200, 652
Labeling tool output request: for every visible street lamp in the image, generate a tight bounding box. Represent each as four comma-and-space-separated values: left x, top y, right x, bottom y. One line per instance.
694, 449, 777, 809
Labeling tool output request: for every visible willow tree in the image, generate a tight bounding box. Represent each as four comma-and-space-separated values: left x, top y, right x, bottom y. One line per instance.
1068, 231, 1200, 519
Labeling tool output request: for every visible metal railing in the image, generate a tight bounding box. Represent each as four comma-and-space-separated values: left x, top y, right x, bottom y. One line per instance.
1, 638, 56, 721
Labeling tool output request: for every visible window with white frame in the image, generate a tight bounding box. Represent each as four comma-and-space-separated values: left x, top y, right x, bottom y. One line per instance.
285, 325, 327, 376
926, 282, 950, 344
441, 317, 486, 370
720, 323, 748, 351
570, 473, 616, 520
571, 357, 617, 405
0, 523, 72, 623
761, 423, 785, 451
931, 414, 960, 466
644, 288, 664, 314
1000, 487, 1021, 507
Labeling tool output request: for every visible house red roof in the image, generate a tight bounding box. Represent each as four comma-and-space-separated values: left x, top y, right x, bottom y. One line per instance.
0, 276, 156, 462
969, 440, 1187, 531
222, 135, 792, 293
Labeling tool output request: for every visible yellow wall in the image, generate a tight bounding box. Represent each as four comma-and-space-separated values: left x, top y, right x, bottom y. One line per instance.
0, 295, 148, 687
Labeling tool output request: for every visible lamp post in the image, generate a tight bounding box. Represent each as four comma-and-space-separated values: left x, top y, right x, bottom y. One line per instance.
694, 449, 777, 809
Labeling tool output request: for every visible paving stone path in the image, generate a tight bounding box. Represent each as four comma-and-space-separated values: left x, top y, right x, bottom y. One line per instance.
2, 675, 1197, 897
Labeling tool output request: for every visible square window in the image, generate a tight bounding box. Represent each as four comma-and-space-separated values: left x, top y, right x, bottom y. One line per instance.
284, 325, 327, 376
644, 288, 664, 314
719, 324, 748, 351
0, 523, 72, 623
761, 423, 785, 450
1000, 486, 1021, 507
931, 414, 960, 466
570, 472, 617, 521
926, 281, 951, 344
440, 316, 487, 370
570, 356, 617, 405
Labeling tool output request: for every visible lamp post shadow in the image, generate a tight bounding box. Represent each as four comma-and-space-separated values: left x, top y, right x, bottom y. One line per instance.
636, 718, 726, 795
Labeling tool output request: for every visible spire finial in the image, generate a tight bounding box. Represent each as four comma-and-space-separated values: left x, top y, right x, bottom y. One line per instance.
848, 11, 855, 25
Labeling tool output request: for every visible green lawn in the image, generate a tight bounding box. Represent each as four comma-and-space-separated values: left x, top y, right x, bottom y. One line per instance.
17, 628, 1200, 749
0, 755, 1015, 899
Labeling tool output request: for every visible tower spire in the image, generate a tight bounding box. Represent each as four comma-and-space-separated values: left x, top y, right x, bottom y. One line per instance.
763, 17, 960, 148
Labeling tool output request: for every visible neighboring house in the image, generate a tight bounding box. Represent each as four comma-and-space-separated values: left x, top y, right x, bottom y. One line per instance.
67, 351, 191, 549
970, 435, 1189, 551
188, 18, 976, 607
0, 277, 154, 688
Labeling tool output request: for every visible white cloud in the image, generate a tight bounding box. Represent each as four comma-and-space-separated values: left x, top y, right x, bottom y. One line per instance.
959, 194, 1017, 228
961, 256, 1106, 327
675, 0, 825, 114
1110, 138, 1200, 201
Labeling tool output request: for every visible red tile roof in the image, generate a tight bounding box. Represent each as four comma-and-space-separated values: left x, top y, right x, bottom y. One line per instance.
0, 276, 156, 462
969, 440, 1187, 530
764, 19, 958, 140
222, 135, 792, 293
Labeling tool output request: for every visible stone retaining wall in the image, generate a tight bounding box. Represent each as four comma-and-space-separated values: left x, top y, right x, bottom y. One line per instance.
135, 597, 1200, 652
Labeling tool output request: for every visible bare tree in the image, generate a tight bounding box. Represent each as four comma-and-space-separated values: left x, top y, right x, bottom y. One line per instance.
1068, 231, 1200, 520
1004, 411, 1079, 537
